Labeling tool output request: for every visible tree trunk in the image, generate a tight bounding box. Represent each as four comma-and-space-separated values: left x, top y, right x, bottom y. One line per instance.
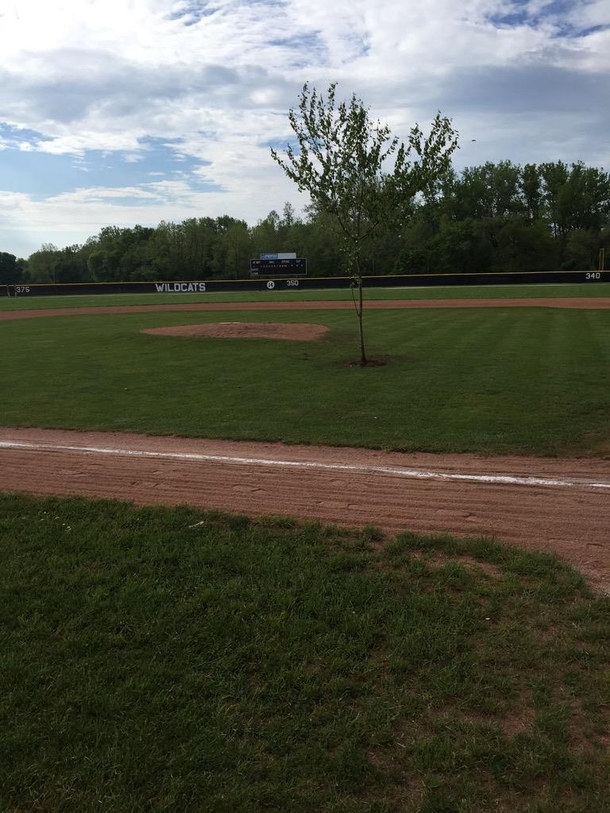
352, 254, 367, 366
357, 276, 367, 366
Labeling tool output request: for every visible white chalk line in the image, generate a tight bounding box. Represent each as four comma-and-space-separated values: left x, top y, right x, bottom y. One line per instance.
1, 440, 610, 491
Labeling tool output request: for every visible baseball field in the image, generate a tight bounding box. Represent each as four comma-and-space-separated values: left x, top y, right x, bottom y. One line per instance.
1, 282, 609, 811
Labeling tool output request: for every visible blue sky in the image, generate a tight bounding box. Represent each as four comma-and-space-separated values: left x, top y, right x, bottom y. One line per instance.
0, 130, 216, 198
0, 0, 608, 257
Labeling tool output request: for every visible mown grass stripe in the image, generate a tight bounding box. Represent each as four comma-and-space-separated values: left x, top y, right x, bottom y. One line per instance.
2, 307, 610, 455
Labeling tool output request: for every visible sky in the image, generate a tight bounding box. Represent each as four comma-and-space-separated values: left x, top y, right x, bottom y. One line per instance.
0, 0, 609, 258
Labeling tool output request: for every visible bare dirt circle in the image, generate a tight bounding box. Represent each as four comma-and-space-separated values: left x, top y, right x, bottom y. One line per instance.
141, 322, 329, 341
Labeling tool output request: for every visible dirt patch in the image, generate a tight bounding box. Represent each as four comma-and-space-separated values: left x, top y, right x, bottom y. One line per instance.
410, 553, 504, 579
3, 297, 610, 321
345, 357, 389, 367
141, 322, 329, 341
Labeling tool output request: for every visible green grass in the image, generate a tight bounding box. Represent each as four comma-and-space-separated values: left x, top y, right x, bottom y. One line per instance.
2, 306, 610, 455
1, 281, 610, 311
1, 493, 609, 813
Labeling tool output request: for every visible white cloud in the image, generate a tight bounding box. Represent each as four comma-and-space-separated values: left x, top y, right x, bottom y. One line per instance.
0, 0, 608, 256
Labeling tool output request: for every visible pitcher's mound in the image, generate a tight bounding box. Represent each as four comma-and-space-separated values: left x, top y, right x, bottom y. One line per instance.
142, 322, 329, 341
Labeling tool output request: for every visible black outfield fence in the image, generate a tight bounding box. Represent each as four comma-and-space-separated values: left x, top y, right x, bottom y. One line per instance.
3, 269, 609, 298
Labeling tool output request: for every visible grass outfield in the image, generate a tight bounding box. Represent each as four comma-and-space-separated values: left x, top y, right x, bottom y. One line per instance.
1, 281, 610, 310
2, 306, 610, 455
2, 493, 609, 813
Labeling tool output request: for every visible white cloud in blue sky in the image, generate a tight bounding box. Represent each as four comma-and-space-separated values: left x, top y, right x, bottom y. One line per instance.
0, 0, 608, 256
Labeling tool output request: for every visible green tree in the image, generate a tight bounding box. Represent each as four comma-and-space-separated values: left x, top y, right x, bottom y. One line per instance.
250, 210, 281, 260
220, 220, 251, 278
16, 257, 28, 282
52, 245, 89, 283
433, 218, 494, 273
563, 228, 601, 270
540, 161, 571, 239
271, 82, 458, 364
491, 217, 557, 271
0, 251, 20, 286
299, 207, 344, 276
450, 162, 523, 221
521, 163, 543, 221
27, 243, 60, 283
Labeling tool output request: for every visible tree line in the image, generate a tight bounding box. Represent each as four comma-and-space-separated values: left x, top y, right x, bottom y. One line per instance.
1, 159, 609, 286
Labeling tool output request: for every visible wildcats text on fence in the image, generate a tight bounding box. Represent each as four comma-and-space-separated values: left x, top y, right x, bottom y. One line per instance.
155, 282, 207, 293
2, 270, 609, 297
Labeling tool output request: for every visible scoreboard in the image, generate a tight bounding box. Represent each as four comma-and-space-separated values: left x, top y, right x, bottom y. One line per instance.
250, 258, 307, 277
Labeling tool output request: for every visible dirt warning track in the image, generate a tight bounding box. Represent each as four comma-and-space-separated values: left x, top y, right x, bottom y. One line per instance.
2, 296, 610, 321
1, 428, 609, 591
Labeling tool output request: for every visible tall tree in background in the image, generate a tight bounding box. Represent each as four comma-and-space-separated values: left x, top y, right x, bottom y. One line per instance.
271, 82, 458, 364
0, 251, 19, 286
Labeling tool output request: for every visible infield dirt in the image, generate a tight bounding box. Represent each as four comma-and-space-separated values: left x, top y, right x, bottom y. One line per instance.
141, 322, 329, 340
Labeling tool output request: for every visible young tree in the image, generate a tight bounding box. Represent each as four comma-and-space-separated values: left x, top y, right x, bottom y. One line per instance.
271, 82, 459, 364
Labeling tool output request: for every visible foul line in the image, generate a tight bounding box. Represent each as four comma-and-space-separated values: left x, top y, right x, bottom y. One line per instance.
1, 439, 610, 491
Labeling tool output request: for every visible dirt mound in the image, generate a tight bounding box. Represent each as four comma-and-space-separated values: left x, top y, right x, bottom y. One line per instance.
141, 322, 329, 341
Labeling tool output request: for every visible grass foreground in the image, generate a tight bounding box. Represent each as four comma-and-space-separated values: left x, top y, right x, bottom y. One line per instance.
1, 493, 609, 812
